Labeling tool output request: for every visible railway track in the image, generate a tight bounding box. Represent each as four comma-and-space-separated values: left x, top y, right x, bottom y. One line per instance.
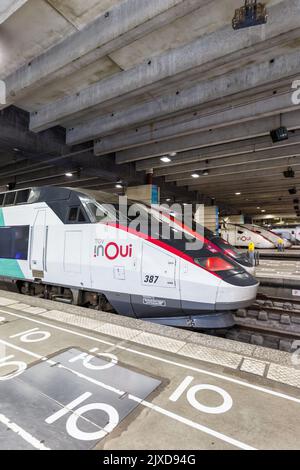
223, 294, 300, 352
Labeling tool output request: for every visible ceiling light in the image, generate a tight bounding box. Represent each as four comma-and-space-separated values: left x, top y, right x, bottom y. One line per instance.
235, 192, 241, 195
191, 173, 200, 179
169, 152, 177, 157
257, 207, 261, 210
160, 156, 172, 163
115, 184, 123, 189
261, 210, 266, 213
65, 172, 73, 177
166, 198, 171, 202
202, 170, 209, 176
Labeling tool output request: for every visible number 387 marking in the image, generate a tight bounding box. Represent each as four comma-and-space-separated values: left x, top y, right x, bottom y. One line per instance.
144, 275, 159, 284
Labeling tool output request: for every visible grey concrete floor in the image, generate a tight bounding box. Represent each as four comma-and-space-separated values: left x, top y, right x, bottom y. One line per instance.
0, 296, 300, 450
256, 259, 300, 280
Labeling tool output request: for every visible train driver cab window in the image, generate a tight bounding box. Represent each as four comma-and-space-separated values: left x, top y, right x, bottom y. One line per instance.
85, 202, 115, 224
0, 194, 4, 206
68, 207, 79, 222
68, 207, 87, 224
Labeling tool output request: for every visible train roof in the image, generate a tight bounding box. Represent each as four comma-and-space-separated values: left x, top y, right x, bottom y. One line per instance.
0, 186, 121, 208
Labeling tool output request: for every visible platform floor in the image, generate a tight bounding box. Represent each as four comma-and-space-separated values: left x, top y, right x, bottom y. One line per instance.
0, 291, 300, 450
259, 249, 300, 260
256, 259, 300, 281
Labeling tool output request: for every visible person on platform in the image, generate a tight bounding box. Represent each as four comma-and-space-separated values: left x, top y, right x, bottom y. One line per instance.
248, 241, 255, 266
277, 238, 285, 252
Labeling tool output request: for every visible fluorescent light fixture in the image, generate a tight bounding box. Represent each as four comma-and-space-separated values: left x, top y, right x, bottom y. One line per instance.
160, 156, 172, 163
191, 173, 200, 179
115, 184, 123, 189
202, 170, 209, 176
169, 152, 177, 157
166, 198, 171, 202
65, 172, 73, 177
235, 192, 241, 195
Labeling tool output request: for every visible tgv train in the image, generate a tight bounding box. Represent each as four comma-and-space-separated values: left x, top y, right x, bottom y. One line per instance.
272, 226, 300, 245
244, 224, 292, 248
221, 223, 292, 249
153, 206, 255, 275
0, 187, 259, 329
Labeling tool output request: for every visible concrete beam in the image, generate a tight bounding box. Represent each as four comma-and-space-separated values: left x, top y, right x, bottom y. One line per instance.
179, 163, 300, 184
188, 174, 300, 190
0, 106, 67, 155
136, 131, 300, 172
30, 0, 300, 132
239, 202, 297, 209
166, 155, 300, 182
9, 165, 126, 188
115, 111, 300, 163
0, 0, 27, 24
156, 143, 300, 179
224, 193, 300, 203
3, 0, 201, 108
189, 181, 300, 195
67, 51, 300, 145
94, 88, 297, 154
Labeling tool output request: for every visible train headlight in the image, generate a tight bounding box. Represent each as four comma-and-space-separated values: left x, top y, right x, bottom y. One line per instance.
194, 257, 234, 272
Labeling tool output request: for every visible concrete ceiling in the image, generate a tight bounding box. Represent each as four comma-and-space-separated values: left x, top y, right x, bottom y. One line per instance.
0, 0, 299, 216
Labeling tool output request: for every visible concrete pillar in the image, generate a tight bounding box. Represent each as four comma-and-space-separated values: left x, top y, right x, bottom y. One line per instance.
195, 205, 219, 234
126, 185, 160, 205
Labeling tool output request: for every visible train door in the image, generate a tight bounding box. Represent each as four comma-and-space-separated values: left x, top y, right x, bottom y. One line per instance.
30, 209, 47, 276
131, 242, 181, 318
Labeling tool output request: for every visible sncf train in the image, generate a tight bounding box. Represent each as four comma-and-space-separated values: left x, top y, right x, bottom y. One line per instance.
0, 187, 259, 329
152, 206, 255, 275
221, 223, 292, 249
272, 226, 300, 245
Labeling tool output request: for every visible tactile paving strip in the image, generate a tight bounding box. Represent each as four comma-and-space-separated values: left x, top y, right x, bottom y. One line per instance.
133, 331, 185, 353
240, 358, 267, 377
0, 297, 20, 306
179, 343, 242, 369
95, 323, 141, 341
40, 310, 107, 331
267, 364, 300, 388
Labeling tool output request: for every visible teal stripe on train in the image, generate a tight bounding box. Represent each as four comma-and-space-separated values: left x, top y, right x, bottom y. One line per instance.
0, 208, 25, 279
0, 207, 4, 227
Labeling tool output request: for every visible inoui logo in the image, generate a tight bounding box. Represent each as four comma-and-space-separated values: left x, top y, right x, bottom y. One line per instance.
94, 240, 133, 261
0, 80, 6, 105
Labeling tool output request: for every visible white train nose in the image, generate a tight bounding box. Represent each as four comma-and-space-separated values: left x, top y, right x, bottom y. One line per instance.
216, 280, 259, 310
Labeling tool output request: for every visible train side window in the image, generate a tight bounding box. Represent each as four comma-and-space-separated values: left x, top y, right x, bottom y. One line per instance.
68, 207, 79, 222
0, 194, 4, 206
0, 226, 29, 260
16, 189, 30, 205
237, 230, 244, 234
68, 207, 87, 223
4, 192, 16, 206
78, 209, 86, 223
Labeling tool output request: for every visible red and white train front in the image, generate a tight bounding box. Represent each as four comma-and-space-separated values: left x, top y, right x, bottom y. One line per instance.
90, 200, 259, 329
